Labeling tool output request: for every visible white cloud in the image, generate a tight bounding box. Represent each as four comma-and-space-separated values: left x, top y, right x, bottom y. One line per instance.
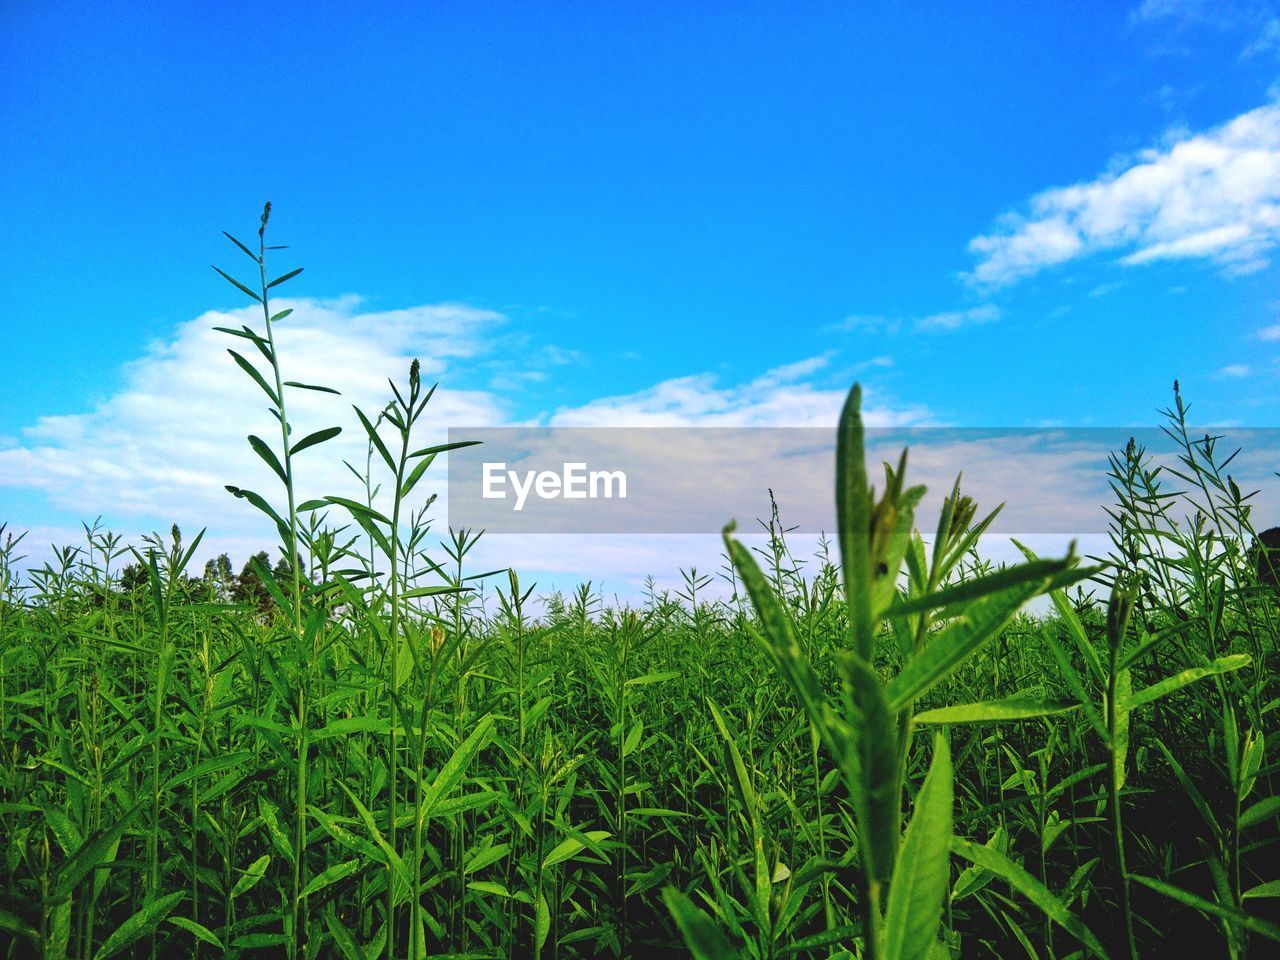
829, 304, 1001, 335
966, 100, 1280, 286
1242, 17, 1280, 59
1218, 363, 1252, 377
1, 297, 511, 532
2, 300, 931, 589
914, 304, 1001, 332
827, 313, 899, 334
543, 356, 930, 428
1258, 322, 1280, 339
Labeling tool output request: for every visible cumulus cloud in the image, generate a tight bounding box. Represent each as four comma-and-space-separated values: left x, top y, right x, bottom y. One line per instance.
966, 100, 1280, 286
2, 299, 934, 589
0, 297, 512, 532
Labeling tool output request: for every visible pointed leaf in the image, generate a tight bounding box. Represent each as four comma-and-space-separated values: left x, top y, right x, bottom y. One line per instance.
212, 265, 262, 302
915, 697, 1079, 725
883, 736, 953, 960
951, 837, 1108, 958
1126, 655, 1251, 711
291, 426, 342, 456
93, 891, 185, 960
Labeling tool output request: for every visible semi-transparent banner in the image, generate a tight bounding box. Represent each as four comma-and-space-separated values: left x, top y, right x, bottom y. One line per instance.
445, 427, 1280, 534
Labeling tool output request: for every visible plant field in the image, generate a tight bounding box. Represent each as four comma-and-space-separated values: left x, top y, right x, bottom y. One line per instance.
2, 212, 1278, 959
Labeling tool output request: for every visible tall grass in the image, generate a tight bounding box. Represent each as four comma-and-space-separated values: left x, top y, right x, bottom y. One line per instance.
1, 209, 1278, 959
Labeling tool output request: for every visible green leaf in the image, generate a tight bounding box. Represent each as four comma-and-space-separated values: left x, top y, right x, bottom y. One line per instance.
535, 891, 551, 953
284, 380, 341, 395
888, 557, 1073, 619
231, 853, 271, 899
663, 887, 743, 960
300, 859, 359, 899
951, 837, 1109, 958
624, 670, 681, 686
401, 584, 472, 600
93, 891, 185, 960
836, 652, 898, 884
708, 701, 758, 820
883, 736, 953, 960
42, 805, 83, 856
232, 933, 291, 948
1132, 874, 1280, 943
222, 231, 259, 263
1112, 667, 1131, 792
418, 715, 496, 824
324, 911, 365, 960
1117, 618, 1202, 671
914, 696, 1079, 725
1042, 627, 1107, 740
52, 801, 144, 900
354, 406, 397, 473
248, 435, 287, 484
325, 494, 393, 528
212, 265, 262, 302
313, 716, 393, 740
779, 925, 861, 956
951, 826, 1005, 903
622, 718, 643, 757
886, 579, 1050, 710
1014, 540, 1104, 683
835, 384, 874, 661
267, 266, 304, 288
258, 799, 295, 865
1126, 655, 1251, 711
227, 350, 279, 405
166, 916, 224, 949
399, 455, 434, 498
213, 325, 269, 350
1244, 880, 1280, 900
164, 751, 255, 791
1241, 795, 1280, 830
291, 426, 342, 456
0, 908, 38, 944
408, 438, 483, 458
542, 830, 611, 870
723, 529, 843, 766
467, 880, 512, 897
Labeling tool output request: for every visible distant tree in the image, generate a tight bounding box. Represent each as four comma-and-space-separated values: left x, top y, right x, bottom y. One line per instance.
202, 552, 235, 601
1252, 527, 1280, 591
272, 554, 293, 582
233, 550, 272, 610
118, 561, 149, 594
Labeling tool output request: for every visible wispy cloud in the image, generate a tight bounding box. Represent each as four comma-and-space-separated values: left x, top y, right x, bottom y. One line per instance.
544, 355, 929, 428
829, 304, 1001, 335
966, 100, 1280, 286
914, 304, 1002, 332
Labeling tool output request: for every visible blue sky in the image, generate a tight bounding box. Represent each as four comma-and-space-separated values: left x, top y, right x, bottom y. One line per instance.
3, 1, 1280, 589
